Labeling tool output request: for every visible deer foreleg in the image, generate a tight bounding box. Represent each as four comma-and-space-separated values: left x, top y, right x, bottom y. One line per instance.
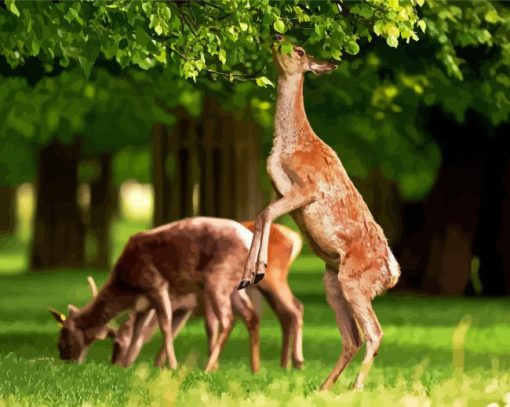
252, 185, 315, 285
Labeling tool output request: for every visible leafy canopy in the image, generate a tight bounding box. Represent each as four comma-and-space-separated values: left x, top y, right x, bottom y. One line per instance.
1, 0, 424, 83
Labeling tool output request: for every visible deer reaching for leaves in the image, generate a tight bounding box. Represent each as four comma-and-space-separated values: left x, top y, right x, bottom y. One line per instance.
239, 35, 401, 391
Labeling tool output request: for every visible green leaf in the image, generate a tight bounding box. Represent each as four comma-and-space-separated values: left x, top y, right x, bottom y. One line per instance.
6, 0, 20, 17
239, 22, 249, 32
374, 22, 383, 37
417, 20, 426, 33
255, 76, 274, 88
484, 10, 500, 24
387, 25, 400, 38
273, 19, 285, 34
218, 49, 227, 65
280, 42, 293, 55
387, 35, 399, 48
346, 40, 360, 55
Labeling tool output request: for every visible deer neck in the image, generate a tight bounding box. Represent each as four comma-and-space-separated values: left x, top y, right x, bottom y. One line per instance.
274, 74, 313, 148
75, 286, 131, 339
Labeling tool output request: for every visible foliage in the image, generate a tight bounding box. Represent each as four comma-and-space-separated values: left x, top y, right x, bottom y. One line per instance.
1, 1, 509, 199
0, 261, 509, 405
0, 0, 424, 82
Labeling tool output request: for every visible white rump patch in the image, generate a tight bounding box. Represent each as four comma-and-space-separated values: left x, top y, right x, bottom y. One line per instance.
232, 222, 254, 251
387, 250, 401, 287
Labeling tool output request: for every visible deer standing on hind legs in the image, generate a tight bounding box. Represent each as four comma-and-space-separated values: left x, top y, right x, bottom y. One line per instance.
239, 35, 401, 391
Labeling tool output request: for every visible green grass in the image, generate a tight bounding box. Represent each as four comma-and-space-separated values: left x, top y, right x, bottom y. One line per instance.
0, 255, 510, 406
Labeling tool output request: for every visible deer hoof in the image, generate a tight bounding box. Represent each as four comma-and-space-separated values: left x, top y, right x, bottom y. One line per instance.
253, 273, 265, 284
238, 280, 251, 290
292, 359, 304, 370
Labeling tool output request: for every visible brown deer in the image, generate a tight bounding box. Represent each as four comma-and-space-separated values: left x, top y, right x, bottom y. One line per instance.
106, 221, 305, 370
239, 35, 401, 391
49, 217, 260, 372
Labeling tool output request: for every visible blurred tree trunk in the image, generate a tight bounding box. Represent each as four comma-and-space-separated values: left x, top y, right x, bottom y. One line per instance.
499, 158, 510, 294
31, 140, 85, 270
198, 98, 264, 220
396, 109, 487, 295
89, 153, 113, 269
0, 185, 15, 235
475, 125, 510, 295
153, 123, 172, 226
419, 160, 483, 294
153, 100, 264, 226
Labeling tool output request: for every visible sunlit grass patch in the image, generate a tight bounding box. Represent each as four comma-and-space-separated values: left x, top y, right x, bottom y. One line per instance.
0, 257, 509, 406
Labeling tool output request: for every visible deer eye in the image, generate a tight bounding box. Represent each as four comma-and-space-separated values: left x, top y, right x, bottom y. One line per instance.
296, 49, 305, 57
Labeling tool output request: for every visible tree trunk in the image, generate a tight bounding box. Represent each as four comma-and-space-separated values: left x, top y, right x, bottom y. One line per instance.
153, 100, 264, 226
499, 159, 510, 294
152, 123, 172, 226
475, 126, 510, 295
31, 140, 85, 270
0, 185, 15, 235
419, 160, 483, 294
395, 109, 488, 295
89, 154, 113, 269
198, 99, 264, 220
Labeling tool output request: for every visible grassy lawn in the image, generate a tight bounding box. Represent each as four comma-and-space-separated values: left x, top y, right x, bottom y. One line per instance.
0, 252, 510, 406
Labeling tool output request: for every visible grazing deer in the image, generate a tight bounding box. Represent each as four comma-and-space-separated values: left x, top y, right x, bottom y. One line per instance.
107, 221, 305, 370
49, 217, 260, 372
239, 35, 401, 391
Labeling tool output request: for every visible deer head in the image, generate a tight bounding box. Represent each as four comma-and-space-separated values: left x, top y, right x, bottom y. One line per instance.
48, 277, 115, 362
49, 304, 90, 362
272, 34, 337, 76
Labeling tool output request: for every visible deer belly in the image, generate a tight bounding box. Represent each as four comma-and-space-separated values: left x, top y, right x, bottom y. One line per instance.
291, 205, 341, 263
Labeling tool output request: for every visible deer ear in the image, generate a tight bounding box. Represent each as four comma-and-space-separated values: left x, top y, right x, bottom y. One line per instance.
48, 308, 66, 325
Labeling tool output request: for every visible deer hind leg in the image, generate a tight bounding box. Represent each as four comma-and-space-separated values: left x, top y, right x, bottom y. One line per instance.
232, 289, 260, 373
320, 266, 363, 391
204, 291, 235, 372
337, 271, 383, 391
258, 281, 304, 369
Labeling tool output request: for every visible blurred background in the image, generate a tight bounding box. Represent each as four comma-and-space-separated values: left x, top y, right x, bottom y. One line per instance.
1, 1, 510, 297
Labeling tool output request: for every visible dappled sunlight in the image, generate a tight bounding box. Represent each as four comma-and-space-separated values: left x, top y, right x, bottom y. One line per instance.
119, 181, 153, 221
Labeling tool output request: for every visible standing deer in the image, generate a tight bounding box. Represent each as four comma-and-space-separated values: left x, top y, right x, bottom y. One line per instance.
106, 221, 305, 370
239, 35, 401, 391
49, 217, 260, 371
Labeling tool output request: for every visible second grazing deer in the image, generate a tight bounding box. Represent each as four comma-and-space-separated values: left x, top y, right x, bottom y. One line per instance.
104, 221, 305, 370
239, 35, 401, 390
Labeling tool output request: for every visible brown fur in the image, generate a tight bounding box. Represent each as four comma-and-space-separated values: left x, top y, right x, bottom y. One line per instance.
240, 37, 401, 391
112, 221, 305, 370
